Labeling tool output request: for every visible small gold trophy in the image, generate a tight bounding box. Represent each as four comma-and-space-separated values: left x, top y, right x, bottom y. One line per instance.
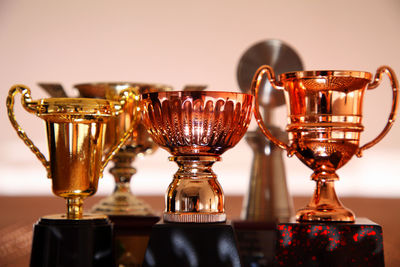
74, 82, 171, 266
251, 66, 399, 222
7, 85, 136, 266
74, 82, 172, 216
140, 90, 252, 266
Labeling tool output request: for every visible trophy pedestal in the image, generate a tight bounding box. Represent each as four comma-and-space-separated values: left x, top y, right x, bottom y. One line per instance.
143, 221, 241, 267
233, 221, 276, 267
108, 215, 160, 266
275, 218, 384, 267
30, 215, 114, 267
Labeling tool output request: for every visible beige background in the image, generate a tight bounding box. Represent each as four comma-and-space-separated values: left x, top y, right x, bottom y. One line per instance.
0, 0, 399, 197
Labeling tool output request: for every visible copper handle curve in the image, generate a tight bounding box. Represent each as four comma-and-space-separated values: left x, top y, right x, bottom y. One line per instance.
250, 65, 296, 157
356, 66, 399, 157
100, 88, 138, 174
6, 85, 51, 178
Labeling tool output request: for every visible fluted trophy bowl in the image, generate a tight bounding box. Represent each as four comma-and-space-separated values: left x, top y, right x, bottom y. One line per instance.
141, 91, 253, 223
75, 82, 172, 216
251, 66, 399, 222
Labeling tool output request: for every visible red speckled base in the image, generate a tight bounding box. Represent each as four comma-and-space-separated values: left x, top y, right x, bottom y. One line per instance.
276, 218, 384, 267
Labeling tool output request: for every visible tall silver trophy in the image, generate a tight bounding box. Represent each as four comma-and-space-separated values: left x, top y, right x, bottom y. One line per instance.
237, 39, 304, 222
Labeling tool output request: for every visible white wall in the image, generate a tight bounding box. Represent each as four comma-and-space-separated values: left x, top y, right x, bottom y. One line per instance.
1, 0, 399, 197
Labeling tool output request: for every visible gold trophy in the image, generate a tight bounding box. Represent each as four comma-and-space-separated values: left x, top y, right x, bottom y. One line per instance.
74, 82, 172, 216
73, 82, 172, 266
251, 65, 399, 222
7, 85, 136, 266
140, 91, 252, 266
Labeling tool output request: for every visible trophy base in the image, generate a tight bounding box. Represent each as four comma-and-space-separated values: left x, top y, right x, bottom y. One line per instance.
275, 218, 384, 267
91, 193, 156, 216
108, 215, 160, 266
232, 221, 276, 267
30, 215, 114, 267
143, 221, 241, 267
163, 211, 227, 223
296, 206, 355, 222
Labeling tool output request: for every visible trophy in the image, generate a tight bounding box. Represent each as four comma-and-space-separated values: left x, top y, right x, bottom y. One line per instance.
234, 39, 303, 267
73, 82, 171, 266
7, 84, 135, 266
140, 91, 253, 266
251, 65, 398, 266
74, 82, 172, 216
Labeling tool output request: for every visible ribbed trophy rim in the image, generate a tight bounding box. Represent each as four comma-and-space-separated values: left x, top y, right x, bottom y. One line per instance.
141, 90, 252, 99
281, 70, 372, 80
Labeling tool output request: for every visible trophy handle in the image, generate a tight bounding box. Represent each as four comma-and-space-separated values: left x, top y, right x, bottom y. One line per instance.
6, 85, 51, 178
100, 89, 137, 175
356, 66, 399, 157
251, 65, 297, 156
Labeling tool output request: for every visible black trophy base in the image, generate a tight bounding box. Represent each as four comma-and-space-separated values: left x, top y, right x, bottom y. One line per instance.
108, 215, 160, 266
143, 221, 241, 267
275, 218, 384, 267
232, 221, 276, 267
30, 215, 114, 267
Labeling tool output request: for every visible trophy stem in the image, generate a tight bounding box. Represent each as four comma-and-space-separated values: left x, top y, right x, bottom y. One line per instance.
296, 174, 355, 222
66, 197, 84, 219
110, 150, 137, 194
164, 156, 226, 223
91, 148, 156, 215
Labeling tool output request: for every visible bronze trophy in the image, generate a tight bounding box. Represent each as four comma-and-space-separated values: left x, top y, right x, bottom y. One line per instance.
7, 85, 135, 267
140, 91, 253, 266
251, 65, 398, 266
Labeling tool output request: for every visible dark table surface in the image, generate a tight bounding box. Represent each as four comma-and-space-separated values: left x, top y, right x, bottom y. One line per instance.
1, 196, 399, 266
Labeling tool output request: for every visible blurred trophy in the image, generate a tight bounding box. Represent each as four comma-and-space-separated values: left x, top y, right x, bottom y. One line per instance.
7, 85, 135, 267
251, 65, 398, 266
141, 90, 253, 266
234, 40, 303, 267
237, 39, 303, 223
74, 83, 172, 216
75, 82, 172, 266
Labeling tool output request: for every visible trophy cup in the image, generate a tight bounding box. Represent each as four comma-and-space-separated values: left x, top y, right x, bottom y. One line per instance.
73, 82, 172, 266
7, 85, 136, 267
234, 39, 303, 267
140, 90, 253, 266
251, 65, 398, 266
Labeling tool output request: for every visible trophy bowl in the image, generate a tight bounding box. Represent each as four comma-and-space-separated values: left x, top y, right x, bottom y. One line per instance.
141, 91, 253, 223
74, 82, 172, 216
251, 66, 399, 222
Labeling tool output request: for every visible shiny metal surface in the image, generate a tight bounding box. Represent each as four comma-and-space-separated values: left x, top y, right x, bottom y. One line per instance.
251, 65, 399, 222
141, 91, 253, 223
7, 85, 134, 219
74, 82, 172, 216
237, 39, 303, 222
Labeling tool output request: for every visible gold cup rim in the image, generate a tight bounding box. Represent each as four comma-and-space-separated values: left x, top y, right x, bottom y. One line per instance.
280, 70, 372, 80
29, 97, 121, 116
74, 82, 173, 98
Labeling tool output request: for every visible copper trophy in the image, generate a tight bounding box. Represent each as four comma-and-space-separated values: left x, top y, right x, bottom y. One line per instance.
251, 65, 398, 222
7, 85, 135, 266
141, 91, 253, 223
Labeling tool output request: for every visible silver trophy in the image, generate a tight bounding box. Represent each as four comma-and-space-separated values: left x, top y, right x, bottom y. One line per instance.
237, 39, 304, 222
